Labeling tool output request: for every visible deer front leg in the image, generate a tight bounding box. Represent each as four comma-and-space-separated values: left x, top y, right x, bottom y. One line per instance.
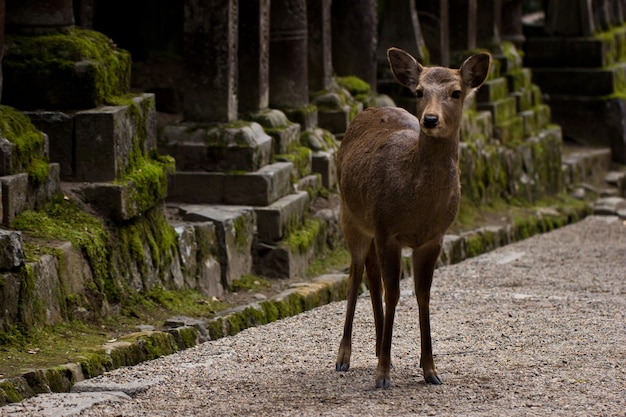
413, 242, 443, 385
336, 260, 365, 372
375, 241, 402, 389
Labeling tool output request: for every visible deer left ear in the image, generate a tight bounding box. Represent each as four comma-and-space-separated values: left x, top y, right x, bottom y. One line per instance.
460, 53, 491, 89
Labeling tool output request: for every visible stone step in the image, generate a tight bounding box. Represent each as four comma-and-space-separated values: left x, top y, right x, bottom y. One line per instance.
167, 161, 293, 206
506, 68, 533, 92
532, 62, 626, 97
159, 121, 273, 172
245, 109, 301, 155
562, 147, 612, 187
254, 191, 310, 244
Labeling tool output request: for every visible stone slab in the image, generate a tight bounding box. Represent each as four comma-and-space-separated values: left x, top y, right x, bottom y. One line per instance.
168, 162, 293, 206
179, 205, 255, 289
254, 191, 310, 243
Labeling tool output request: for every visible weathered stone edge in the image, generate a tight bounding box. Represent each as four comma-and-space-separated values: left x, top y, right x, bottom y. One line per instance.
0, 203, 592, 406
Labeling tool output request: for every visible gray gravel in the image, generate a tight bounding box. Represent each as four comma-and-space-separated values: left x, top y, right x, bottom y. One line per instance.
4, 215, 626, 416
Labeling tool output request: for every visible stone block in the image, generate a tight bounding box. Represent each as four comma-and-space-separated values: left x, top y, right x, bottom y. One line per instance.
476, 78, 509, 103
284, 106, 319, 130
506, 68, 533, 92
267, 123, 301, 155
318, 105, 352, 134
159, 121, 273, 172
180, 205, 255, 289
312, 151, 336, 189
0, 229, 25, 270
520, 110, 538, 138
1, 163, 60, 226
25, 111, 74, 178
254, 191, 310, 244
536, 104, 551, 130
477, 96, 517, 126
0, 271, 21, 333
462, 110, 493, 142
494, 116, 524, 144
510, 88, 534, 112
246, 109, 301, 155
172, 222, 222, 298
253, 221, 326, 279
74, 94, 155, 182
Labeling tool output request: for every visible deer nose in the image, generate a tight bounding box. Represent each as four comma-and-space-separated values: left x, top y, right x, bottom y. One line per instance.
423, 115, 439, 128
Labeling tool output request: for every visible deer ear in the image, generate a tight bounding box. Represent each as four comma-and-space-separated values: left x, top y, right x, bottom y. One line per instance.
460, 53, 491, 89
388, 47, 424, 91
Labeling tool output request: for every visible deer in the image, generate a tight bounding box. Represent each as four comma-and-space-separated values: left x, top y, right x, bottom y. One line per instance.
335, 47, 490, 389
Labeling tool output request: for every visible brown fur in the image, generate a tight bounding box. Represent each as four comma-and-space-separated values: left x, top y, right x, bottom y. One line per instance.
335, 47, 491, 388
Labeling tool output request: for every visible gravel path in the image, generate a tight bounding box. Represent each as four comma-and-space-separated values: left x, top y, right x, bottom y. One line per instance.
5, 216, 626, 416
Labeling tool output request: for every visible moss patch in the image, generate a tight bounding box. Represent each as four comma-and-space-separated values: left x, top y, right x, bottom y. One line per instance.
4, 28, 131, 106
0, 105, 50, 184
12, 195, 111, 299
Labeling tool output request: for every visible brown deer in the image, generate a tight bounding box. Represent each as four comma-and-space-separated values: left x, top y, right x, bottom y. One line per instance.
335, 47, 490, 388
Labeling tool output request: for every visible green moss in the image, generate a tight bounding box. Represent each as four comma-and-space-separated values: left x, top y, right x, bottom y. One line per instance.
232, 215, 252, 253
0, 382, 23, 403
0, 105, 50, 184
284, 218, 323, 254
275, 146, 312, 178
139, 332, 178, 359
5, 28, 131, 105
337, 75, 371, 96
466, 234, 484, 258
79, 352, 113, 379
146, 286, 225, 317
207, 318, 224, 340
231, 274, 271, 292
260, 301, 280, 323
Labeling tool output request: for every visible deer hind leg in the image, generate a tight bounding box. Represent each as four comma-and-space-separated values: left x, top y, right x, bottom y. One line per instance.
375, 239, 402, 389
412, 242, 443, 385
364, 241, 383, 358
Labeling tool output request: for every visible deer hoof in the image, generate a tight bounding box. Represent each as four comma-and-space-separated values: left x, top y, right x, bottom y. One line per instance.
336, 362, 350, 372
376, 377, 392, 389
425, 374, 443, 385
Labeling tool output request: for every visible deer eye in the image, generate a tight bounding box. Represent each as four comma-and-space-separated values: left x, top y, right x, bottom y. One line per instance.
451, 90, 462, 99
416, 89, 424, 98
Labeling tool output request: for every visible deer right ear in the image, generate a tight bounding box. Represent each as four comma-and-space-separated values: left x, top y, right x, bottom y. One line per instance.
388, 47, 424, 91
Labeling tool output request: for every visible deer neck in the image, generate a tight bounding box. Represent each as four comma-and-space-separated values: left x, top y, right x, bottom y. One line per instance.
415, 129, 460, 168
